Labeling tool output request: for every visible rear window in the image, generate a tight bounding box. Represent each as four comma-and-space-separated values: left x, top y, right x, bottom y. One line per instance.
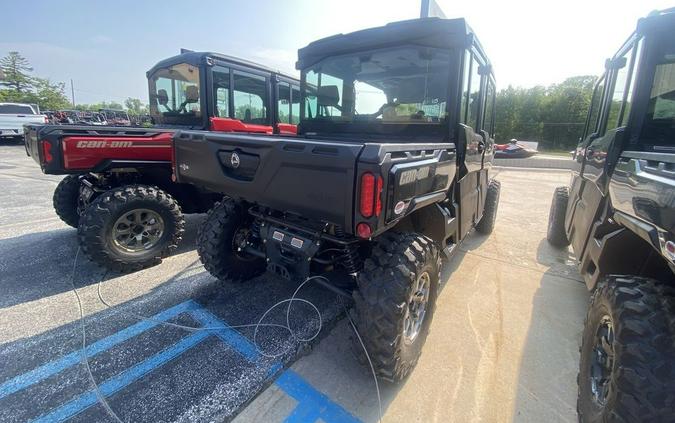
0, 104, 35, 114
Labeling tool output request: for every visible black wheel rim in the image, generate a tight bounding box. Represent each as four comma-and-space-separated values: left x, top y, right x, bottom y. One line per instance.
231, 226, 257, 261
403, 271, 431, 344
590, 314, 615, 406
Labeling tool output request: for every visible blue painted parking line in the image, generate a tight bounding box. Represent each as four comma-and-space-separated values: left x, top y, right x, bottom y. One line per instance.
0, 300, 200, 400
3, 299, 361, 423
32, 331, 212, 423
276, 370, 361, 423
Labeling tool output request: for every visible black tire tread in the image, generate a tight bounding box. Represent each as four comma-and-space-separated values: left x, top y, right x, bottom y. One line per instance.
476, 179, 501, 234
578, 276, 675, 423
78, 184, 184, 272
53, 174, 81, 228
196, 199, 265, 282
352, 231, 441, 381
547, 186, 570, 247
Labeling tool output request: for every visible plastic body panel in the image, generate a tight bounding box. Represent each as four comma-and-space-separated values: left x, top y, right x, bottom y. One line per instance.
24, 124, 173, 175
174, 130, 364, 230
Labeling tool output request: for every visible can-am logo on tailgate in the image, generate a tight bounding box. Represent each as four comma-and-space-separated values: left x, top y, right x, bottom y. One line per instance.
399, 166, 430, 185
76, 140, 133, 148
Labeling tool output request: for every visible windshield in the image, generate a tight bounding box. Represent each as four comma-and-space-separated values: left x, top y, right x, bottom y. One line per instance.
0, 104, 36, 114
149, 63, 202, 126
302, 46, 451, 125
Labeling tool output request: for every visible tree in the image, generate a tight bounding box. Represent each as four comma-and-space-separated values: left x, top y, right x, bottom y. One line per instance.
124, 97, 148, 115
0, 51, 34, 92
494, 75, 597, 151
33, 78, 71, 110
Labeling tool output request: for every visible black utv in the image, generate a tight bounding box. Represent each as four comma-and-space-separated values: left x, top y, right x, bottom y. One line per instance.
173, 17, 500, 381
546, 9, 675, 422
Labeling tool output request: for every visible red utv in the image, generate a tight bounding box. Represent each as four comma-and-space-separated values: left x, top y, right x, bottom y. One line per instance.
24, 51, 301, 271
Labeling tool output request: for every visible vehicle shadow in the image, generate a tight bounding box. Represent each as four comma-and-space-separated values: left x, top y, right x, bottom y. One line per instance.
0, 214, 206, 309
0, 259, 345, 422
511, 239, 588, 422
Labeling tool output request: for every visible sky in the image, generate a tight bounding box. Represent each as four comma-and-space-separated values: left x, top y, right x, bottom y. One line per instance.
1, 0, 672, 105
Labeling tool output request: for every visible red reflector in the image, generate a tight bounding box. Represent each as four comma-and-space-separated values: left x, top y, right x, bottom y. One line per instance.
356, 223, 372, 239
41, 140, 53, 163
375, 175, 383, 217
360, 173, 375, 217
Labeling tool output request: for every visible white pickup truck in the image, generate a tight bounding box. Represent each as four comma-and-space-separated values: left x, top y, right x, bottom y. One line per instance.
0, 103, 47, 141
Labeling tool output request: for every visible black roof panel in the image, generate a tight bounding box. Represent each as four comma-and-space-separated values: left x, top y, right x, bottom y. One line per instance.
296, 17, 488, 70
146, 51, 299, 82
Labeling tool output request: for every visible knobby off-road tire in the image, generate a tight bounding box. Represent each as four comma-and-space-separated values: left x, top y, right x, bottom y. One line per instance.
547, 186, 570, 247
578, 276, 675, 423
353, 232, 442, 381
197, 199, 266, 282
78, 185, 184, 272
476, 179, 501, 234
53, 174, 81, 228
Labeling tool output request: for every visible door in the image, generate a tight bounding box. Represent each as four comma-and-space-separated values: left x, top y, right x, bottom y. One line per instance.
274, 78, 299, 135
567, 39, 640, 259
457, 49, 488, 239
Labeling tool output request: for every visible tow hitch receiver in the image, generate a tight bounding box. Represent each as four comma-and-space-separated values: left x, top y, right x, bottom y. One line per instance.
261, 225, 320, 281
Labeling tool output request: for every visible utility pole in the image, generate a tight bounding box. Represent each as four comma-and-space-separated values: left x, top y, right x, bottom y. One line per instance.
70, 79, 75, 107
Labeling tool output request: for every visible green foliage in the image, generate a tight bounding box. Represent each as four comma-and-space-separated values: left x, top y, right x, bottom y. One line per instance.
0, 52, 71, 110
74, 101, 125, 112
124, 97, 149, 115
495, 75, 597, 150
0, 51, 34, 92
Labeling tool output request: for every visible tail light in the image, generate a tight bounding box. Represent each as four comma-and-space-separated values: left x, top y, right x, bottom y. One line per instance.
41, 140, 53, 164
359, 172, 383, 218
43, 116, 48, 123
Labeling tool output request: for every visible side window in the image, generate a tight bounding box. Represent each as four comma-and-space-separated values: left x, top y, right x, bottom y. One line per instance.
483, 79, 495, 137
466, 54, 482, 129
213, 67, 230, 118
620, 39, 643, 127
582, 75, 606, 141
233, 71, 268, 124
460, 52, 471, 123
291, 85, 300, 124
641, 49, 675, 146
606, 49, 634, 132
277, 82, 291, 124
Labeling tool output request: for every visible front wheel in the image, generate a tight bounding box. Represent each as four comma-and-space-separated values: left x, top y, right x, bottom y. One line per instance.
577, 276, 675, 422
352, 232, 441, 381
78, 185, 185, 272
476, 179, 501, 234
547, 186, 570, 247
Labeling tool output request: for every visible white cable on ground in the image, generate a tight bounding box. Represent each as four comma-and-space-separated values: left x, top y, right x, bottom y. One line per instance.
70, 250, 383, 422
69, 247, 124, 423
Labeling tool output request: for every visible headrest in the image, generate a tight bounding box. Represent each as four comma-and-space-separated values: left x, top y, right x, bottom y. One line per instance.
317, 85, 340, 107
157, 89, 169, 105
185, 85, 199, 103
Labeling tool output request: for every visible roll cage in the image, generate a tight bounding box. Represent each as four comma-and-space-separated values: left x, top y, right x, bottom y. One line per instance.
146, 51, 300, 134
295, 18, 495, 144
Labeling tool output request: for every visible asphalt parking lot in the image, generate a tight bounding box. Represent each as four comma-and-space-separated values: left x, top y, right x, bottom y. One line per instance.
0, 141, 588, 422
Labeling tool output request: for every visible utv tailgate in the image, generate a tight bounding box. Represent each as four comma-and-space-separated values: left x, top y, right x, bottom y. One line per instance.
173, 130, 364, 228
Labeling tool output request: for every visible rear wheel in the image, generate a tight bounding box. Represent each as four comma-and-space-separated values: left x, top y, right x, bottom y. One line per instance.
577, 276, 675, 422
197, 199, 266, 282
476, 179, 501, 234
546, 186, 570, 247
352, 232, 441, 381
53, 175, 81, 228
78, 185, 184, 272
